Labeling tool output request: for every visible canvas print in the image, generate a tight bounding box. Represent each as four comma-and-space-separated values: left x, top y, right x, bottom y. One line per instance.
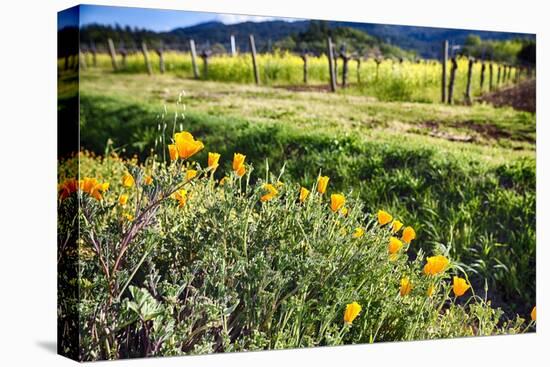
57, 4, 536, 361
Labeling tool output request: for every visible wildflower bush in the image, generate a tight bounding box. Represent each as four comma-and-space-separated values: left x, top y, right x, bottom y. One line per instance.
58, 132, 533, 361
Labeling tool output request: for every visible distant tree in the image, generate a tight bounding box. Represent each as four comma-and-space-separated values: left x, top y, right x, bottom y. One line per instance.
517, 42, 536, 65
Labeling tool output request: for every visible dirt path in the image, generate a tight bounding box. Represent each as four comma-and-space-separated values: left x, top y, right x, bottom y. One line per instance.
478, 80, 536, 113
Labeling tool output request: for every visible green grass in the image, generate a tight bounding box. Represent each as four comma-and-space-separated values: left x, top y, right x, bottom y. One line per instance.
76, 69, 535, 317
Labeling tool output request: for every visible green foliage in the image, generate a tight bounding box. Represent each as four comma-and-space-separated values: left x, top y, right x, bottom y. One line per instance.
78, 93, 536, 318
57, 152, 529, 361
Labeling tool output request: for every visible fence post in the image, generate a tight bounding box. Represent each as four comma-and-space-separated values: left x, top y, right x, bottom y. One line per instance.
141, 42, 153, 75
356, 57, 361, 84
465, 57, 474, 104
156, 47, 165, 74
107, 38, 118, 71
327, 37, 337, 92
480, 62, 486, 92
120, 48, 127, 69
375, 58, 382, 80
301, 52, 308, 84
441, 40, 448, 103
496, 65, 501, 87
447, 57, 457, 104
230, 35, 237, 57
189, 39, 199, 79
489, 63, 494, 91
249, 34, 260, 85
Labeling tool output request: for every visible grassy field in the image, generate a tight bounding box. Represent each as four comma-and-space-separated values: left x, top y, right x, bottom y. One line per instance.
75, 69, 535, 317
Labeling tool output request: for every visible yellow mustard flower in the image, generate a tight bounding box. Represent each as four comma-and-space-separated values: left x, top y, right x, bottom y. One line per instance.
531, 306, 536, 322
352, 227, 364, 238
400, 277, 412, 296
144, 175, 153, 185
378, 210, 393, 226
317, 176, 329, 194
260, 184, 278, 202
118, 194, 129, 206
423, 255, 450, 276
168, 144, 178, 161
402, 226, 416, 244
299, 187, 310, 203
391, 220, 403, 233
174, 131, 204, 159
453, 276, 470, 297
123, 212, 134, 221
343, 301, 362, 325
186, 169, 198, 181
330, 194, 345, 213
122, 173, 134, 188
208, 152, 221, 170
341, 207, 349, 216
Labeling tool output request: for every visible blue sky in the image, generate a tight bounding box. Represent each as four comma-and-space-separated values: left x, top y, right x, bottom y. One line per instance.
76, 5, 297, 31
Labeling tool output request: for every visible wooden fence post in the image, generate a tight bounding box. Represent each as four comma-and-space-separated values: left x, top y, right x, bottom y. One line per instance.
107, 38, 118, 71
496, 65, 501, 87
447, 57, 458, 104
91, 42, 97, 67
465, 57, 474, 104
356, 57, 361, 84
301, 52, 308, 84
375, 58, 382, 80
441, 40, 448, 103
327, 37, 337, 92
249, 34, 260, 85
480, 62, 486, 91
141, 42, 153, 75
200, 50, 211, 79
156, 47, 165, 74
120, 48, 127, 69
189, 39, 199, 79
230, 35, 237, 57
489, 63, 494, 91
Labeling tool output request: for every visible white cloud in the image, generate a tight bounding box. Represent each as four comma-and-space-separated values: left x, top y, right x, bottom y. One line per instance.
214, 14, 301, 24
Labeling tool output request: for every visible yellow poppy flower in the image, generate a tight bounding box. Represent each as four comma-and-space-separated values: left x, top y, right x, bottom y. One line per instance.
388, 237, 403, 255
260, 184, 278, 202
118, 194, 129, 206
343, 301, 362, 325
233, 153, 246, 171
299, 187, 310, 203
122, 173, 134, 188
186, 169, 198, 181
452, 276, 470, 297
206, 152, 220, 170
174, 131, 204, 159
317, 176, 329, 194
171, 189, 188, 208
330, 194, 345, 213
400, 277, 412, 296
423, 255, 450, 276
402, 226, 416, 244
378, 210, 393, 225
391, 220, 403, 233
531, 306, 536, 322
352, 227, 364, 238
168, 144, 178, 161
144, 175, 153, 185
235, 164, 246, 177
